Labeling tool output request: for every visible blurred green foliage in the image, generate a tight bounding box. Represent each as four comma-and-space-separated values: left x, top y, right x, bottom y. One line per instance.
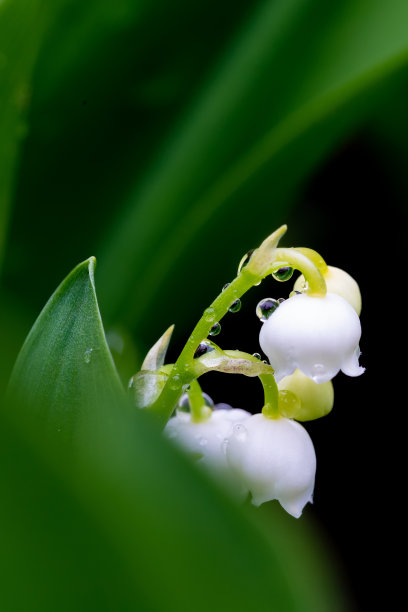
1, 0, 407, 609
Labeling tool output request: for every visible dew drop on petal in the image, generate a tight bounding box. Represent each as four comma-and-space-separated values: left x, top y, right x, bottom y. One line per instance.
209, 322, 221, 336
232, 423, 247, 442
252, 353, 262, 360
229, 298, 241, 313
272, 266, 294, 281
222, 283, 231, 291
256, 298, 280, 322
214, 402, 233, 411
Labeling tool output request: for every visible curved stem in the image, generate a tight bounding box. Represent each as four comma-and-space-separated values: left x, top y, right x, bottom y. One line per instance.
148, 237, 325, 425
259, 373, 280, 419
294, 247, 328, 274
149, 268, 258, 423
270, 248, 326, 296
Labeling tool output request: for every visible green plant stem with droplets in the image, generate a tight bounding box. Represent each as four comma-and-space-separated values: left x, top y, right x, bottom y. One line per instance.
148, 226, 326, 425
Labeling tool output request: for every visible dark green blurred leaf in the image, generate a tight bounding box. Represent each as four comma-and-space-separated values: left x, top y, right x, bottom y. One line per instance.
0, 0, 50, 273
7, 257, 124, 441
94, 0, 408, 334
1, 396, 350, 612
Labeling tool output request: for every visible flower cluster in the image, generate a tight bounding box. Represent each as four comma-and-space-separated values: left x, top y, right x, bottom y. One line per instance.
136, 227, 364, 518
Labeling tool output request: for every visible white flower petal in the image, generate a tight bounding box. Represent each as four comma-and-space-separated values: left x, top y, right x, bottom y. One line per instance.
164, 408, 251, 498
259, 292, 363, 383
294, 266, 362, 315
226, 414, 316, 517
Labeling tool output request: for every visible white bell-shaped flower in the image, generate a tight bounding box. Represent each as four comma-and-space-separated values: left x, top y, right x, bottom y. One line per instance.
226, 413, 316, 517
164, 407, 251, 495
294, 265, 362, 315
259, 292, 364, 383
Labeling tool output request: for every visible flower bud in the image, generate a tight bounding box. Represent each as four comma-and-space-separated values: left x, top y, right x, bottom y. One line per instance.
259, 292, 364, 383
226, 414, 316, 517
294, 265, 361, 315
278, 369, 334, 421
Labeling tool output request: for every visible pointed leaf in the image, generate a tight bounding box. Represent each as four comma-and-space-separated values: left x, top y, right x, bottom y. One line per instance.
141, 324, 174, 370
129, 369, 169, 409
7, 257, 124, 442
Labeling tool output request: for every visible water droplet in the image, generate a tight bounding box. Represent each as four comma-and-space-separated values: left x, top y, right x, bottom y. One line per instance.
178, 392, 214, 411
198, 436, 208, 447
214, 402, 233, 412
222, 283, 231, 291
169, 375, 181, 390
233, 423, 247, 442
194, 341, 215, 359
84, 348, 93, 363
256, 298, 280, 321
178, 393, 190, 411
289, 290, 302, 297
252, 353, 262, 360
209, 322, 221, 336
278, 390, 301, 418
238, 249, 255, 274
272, 266, 294, 282
229, 298, 241, 313
278, 297, 285, 304
204, 307, 216, 323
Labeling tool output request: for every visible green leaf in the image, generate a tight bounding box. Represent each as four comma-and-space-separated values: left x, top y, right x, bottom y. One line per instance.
7, 257, 124, 442
141, 323, 174, 370
95, 0, 408, 333
1, 398, 350, 612
0, 0, 51, 274
129, 369, 169, 409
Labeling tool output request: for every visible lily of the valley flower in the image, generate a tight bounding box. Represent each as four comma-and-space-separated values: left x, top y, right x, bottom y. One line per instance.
259, 292, 364, 383
294, 265, 362, 315
164, 407, 251, 496
278, 368, 334, 421
226, 414, 316, 518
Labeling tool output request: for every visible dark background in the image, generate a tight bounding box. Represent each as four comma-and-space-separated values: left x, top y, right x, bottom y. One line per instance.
1, 1, 407, 609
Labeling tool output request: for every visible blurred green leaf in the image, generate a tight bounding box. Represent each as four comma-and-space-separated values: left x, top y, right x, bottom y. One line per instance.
1, 396, 350, 612
94, 0, 408, 334
0, 0, 50, 273
7, 257, 124, 442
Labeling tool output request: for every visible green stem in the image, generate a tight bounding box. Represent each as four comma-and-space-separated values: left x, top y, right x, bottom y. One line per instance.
293, 247, 328, 274
188, 379, 210, 422
148, 242, 325, 425
259, 373, 280, 419
270, 248, 326, 296
149, 267, 258, 423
